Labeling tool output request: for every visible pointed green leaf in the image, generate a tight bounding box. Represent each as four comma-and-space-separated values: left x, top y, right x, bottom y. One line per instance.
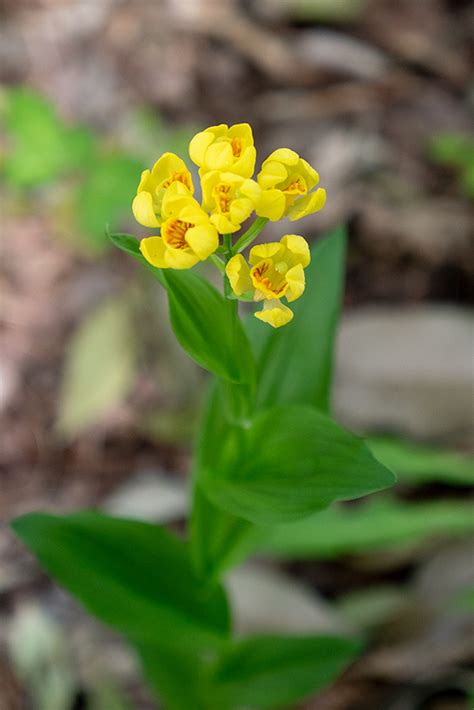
163, 269, 255, 384
201, 404, 395, 524
11, 512, 230, 651
211, 634, 360, 709
110, 233, 256, 384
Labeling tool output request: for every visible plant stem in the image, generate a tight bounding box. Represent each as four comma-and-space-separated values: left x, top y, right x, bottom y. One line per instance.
223, 233, 234, 300
233, 216, 268, 254
209, 254, 226, 273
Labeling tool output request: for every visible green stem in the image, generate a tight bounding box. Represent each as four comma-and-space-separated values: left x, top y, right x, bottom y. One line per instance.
220, 233, 254, 424
209, 254, 226, 273
233, 216, 268, 253
223, 233, 233, 300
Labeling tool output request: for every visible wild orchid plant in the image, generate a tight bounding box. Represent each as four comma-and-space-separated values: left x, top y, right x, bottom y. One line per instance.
12, 123, 395, 710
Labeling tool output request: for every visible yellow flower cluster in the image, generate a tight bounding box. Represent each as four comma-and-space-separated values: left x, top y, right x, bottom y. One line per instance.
133, 123, 326, 327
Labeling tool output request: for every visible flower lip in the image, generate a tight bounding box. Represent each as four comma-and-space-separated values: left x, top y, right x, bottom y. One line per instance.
161, 170, 193, 192
214, 183, 233, 213
250, 259, 289, 300
162, 219, 194, 250
283, 176, 307, 195
231, 137, 243, 157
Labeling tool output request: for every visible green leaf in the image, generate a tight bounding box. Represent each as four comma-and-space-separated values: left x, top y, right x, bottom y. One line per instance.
109, 233, 256, 384
201, 404, 395, 524
138, 644, 218, 710
3, 87, 95, 187
163, 270, 256, 384
248, 227, 346, 413
210, 634, 360, 709
257, 497, 474, 559
368, 437, 474, 487
57, 296, 136, 438
75, 152, 143, 249
11, 512, 230, 651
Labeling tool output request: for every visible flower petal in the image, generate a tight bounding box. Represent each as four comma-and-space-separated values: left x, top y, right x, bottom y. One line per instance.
226, 254, 253, 296
255, 300, 294, 328
140, 236, 167, 267
233, 146, 257, 178
228, 123, 253, 146
255, 188, 286, 221
264, 148, 299, 166
285, 263, 305, 302
239, 179, 261, 202
164, 247, 200, 270
257, 161, 288, 190
132, 192, 160, 228
189, 130, 215, 166
287, 188, 326, 221
249, 242, 283, 265
211, 213, 239, 234
185, 224, 219, 260
280, 234, 311, 268
298, 158, 319, 190
137, 168, 152, 193
230, 197, 254, 225
204, 142, 234, 171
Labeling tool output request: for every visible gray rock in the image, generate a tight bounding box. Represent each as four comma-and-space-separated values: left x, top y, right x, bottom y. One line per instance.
226, 563, 347, 636
333, 307, 473, 443
101, 470, 187, 523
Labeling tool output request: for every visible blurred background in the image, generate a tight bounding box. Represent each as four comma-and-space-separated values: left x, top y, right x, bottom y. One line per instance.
0, 1, 473, 708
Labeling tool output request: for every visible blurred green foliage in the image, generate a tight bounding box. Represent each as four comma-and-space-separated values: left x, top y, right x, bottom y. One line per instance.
429, 132, 474, 200
0, 86, 193, 249
257, 496, 474, 559
2, 87, 95, 186
289, 0, 367, 21
368, 436, 473, 486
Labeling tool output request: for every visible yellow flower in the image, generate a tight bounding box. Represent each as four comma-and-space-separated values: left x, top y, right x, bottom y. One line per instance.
201, 171, 260, 234
189, 123, 256, 178
139, 184, 219, 270
132, 152, 194, 228
226, 234, 310, 327
255, 148, 326, 222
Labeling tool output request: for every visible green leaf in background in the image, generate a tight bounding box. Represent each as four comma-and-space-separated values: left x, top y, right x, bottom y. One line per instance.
201, 404, 395, 524
248, 227, 346, 413
57, 296, 136, 438
89, 682, 132, 710
110, 233, 256, 384
289, 0, 367, 22
368, 437, 474, 487
429, 133, 474, 167
11, 512, 230, 651
2, 86, 95, 187
75, 152, 143, 249
257, 497, 474, 559
429, 133, 474, 200
210, 635, 360, 709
